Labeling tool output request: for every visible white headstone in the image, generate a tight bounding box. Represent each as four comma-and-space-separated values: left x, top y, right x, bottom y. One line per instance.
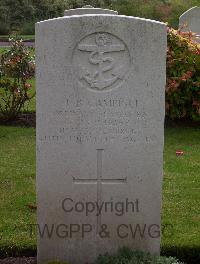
179, 6, 200, 42
64, 6, 118, 16
36, 7, 166, 264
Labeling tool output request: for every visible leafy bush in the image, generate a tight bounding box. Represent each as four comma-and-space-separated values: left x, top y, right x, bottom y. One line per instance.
65, 0, 112, 9
166, 27, 200, 120
0, 23, 10, 35
0, 37, 35, 122
0, 0, 65, 35
111, 0, 200, 28
95, 247, 184, 264
20, 22, 35, 35
0, 0, 199, 35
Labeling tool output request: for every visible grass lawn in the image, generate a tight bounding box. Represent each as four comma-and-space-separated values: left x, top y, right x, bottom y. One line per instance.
0, 47, 8, 53
0, 126, 36, 256
162, 126, 200, 262
0, 125, 199, 262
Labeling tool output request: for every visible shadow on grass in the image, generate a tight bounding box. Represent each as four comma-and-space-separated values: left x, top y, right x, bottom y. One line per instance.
0, 245, 36, 258
161, 245, 200, 264
165, 117, 200, 128
0, 246, 199, 263
0, 112, 36, 128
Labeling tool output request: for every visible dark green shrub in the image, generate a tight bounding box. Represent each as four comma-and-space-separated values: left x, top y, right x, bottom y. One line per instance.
65, 0, 113, 9
166, 27, 200, 120
0, 23, 10, 35
111, 0, 200, 28
20, 22, 35, 35
96, 247, 184, 264
0, 37, 35, 121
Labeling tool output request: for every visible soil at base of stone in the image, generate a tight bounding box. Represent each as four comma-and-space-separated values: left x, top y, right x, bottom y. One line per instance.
0, 257, 36, 264
0, 113, 36, 128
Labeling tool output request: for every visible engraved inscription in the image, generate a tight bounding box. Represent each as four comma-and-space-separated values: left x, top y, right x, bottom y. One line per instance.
38, 96, 158, 145
73, 33, 131, 91
73, 149, 127, 233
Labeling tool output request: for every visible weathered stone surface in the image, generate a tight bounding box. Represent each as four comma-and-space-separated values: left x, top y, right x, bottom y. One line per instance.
64, 6, 118, 16
36, 9, 166, 264
179, 6, 200, 42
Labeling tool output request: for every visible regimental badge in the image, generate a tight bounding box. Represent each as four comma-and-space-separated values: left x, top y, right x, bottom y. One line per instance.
73, 32, 131, 91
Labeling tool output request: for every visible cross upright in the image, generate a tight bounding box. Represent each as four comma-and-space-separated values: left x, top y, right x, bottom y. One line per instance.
73, 149, 127, 233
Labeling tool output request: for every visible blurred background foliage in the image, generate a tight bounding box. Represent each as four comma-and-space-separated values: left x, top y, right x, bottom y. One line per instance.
0, 0, 65, 35
0, 0, 200, 35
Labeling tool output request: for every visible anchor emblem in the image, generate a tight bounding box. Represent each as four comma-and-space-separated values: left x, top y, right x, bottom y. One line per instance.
75, 33, 129, 91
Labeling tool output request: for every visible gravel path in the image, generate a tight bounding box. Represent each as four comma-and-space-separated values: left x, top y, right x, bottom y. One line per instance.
0, 257, 36, 264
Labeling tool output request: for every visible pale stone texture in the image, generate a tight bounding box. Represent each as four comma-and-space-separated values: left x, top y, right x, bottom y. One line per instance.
64, 6, 118, 16
179, 6, 200, 42
36, 8, 166, 264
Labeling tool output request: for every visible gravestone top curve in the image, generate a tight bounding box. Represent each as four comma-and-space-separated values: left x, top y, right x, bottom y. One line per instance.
64, 6, 118, 16
179, 6, 200, 42
180, 6, 200, 20
82, 5, 94, 8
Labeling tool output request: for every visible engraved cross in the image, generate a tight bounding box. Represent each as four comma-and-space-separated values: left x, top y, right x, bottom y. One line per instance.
73, 149, 127, 234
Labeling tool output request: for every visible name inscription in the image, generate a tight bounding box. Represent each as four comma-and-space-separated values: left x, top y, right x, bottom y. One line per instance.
38, 96, 157, 145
